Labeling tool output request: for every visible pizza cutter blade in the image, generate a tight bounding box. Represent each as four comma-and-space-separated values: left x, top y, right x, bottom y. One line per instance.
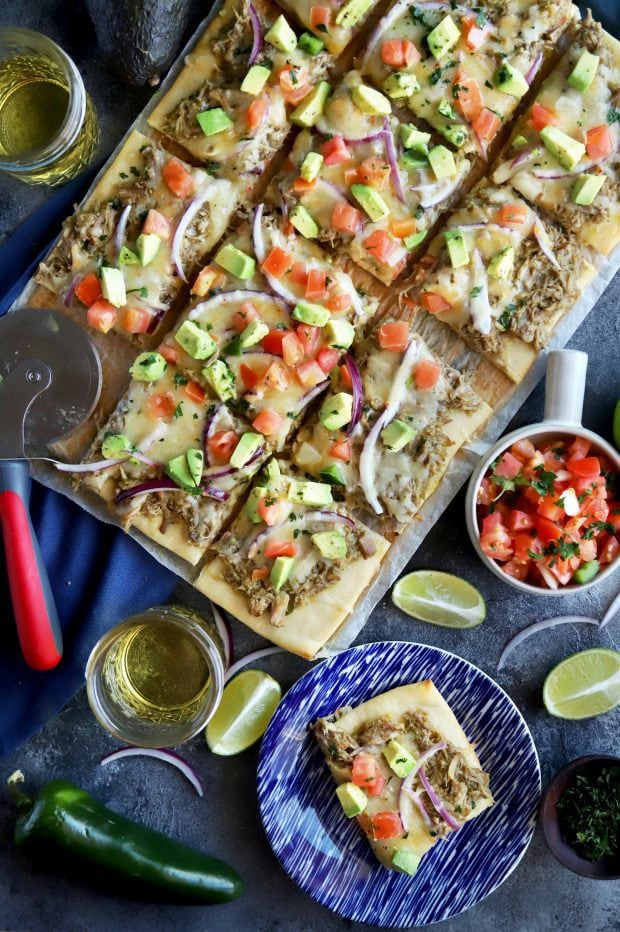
0, 308, 102, 670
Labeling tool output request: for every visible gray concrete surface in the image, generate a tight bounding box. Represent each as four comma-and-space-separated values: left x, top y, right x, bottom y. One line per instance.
1, 2, 619, 930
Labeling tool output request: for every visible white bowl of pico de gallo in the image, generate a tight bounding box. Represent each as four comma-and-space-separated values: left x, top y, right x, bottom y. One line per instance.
465, 350, 620, 595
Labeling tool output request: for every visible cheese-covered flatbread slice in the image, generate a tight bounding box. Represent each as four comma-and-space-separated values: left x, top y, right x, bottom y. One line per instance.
276, 0, 381, 56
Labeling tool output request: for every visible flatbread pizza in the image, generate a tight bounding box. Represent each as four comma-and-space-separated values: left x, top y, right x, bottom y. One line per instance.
275, 0, 382, 56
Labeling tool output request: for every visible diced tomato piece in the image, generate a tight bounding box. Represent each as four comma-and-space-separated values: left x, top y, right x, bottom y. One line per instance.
494, 451, 522, 480
296, 359, 326, 387
246, 95, 269, 132
472, 107, 501, 142
380, 38, 420, 69
413, 358, 441, 390
264, 539, 297, 559
567, 456, 600, 480
158, 342, 181, 365
546, 556, 577, 586
339, 363, 353, 389
581, 496, 609, 524
276, 332, 301, 369
567, 436, 591, 460
357, 157, 390, 189
293, 176, 317, 195
262, 361, 291, 392
528, 102, 561, 131
477, 477, 496, 506
421, 291, 452, 313
453, 70, 484, 123
366, 771, 387, 797
502, 559, 529, 581
507, 510, 534, 532
326, 292, 352, 313
191, 265, 226, 297
370, 811, 404, 840
377, 320, 409, 352
296, 324, 321, 357
513, 531, 540, 563
585, 124, 613, 161
232, 302, 260, 332
511, 438, 537, 462
535, 516, 562, 543
578, 537, 598, 562
253, 407, 284, 436
321, 136, 352, 167
390, 217, 417, 238
147, 391, 176, 420
310, 5, 331, 28
262, 246, 291, 279
480, 526, 513, 561
86, 299, 116, 333
481, 511, 503, 533
352, 752, 378, 788
365, 230, 400, 266
317, 347, 341, 373
599, 535, 620, 565
495, 203, 529, 227
162, 157, 194, 199
208, 430, 239, 462
143, 208, 170, 239
117, 305, 152, 334
251, 567, 270, 581
461, 15, 488, 50
306, 268, 327, 301
607, 502, 620, 533
278, 64, 309, 98
262, 329, 287, 356
330, 439, 352, 462
537, 495, 564, 523
240, 363, 260, 390
290, 261, 308, 286
184, 380, 206, 405
331, 201, 362, 234
74, 271, 102, 307
257, 496, 288, 526
344, 166, 360, 186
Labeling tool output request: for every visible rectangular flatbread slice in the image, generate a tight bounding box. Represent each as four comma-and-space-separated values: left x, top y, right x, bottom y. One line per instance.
195, 459, 389, 658
280, 71, 474, 284
359, 0, 576, 159
293, 320, 491, 527
35, 130, 237, 341
404, 181, 596, 382
312, 680, 494, 873
492, 15, 620, 255
276, 0, 382, 56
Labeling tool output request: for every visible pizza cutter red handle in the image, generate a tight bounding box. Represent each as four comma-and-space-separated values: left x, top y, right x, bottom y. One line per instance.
0, 460, 63, 670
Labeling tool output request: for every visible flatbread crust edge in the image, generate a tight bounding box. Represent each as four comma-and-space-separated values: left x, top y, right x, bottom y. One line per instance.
195, 532, 390, 659
83, 129, 155, 209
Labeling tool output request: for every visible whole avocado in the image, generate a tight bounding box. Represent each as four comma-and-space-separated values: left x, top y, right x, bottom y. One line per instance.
84, 0, 196, 86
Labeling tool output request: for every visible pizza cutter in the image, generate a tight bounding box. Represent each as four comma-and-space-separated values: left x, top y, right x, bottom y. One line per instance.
0, 308, 102, 670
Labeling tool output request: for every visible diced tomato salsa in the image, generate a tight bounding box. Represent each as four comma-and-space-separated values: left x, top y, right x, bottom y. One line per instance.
476, 435, 619, 588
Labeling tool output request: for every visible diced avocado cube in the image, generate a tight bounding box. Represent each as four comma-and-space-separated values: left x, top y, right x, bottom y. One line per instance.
351, 183, 389, 222
101, 433, 132, 460
444, 229, 469, 268
312, 530, 347, 559
487, 245, 515, 279
239, 318, 270, 348
351, 84, 391, 116
270, 555, 295, 591
383, 739, 417, 778
540, 125, 586, 171
335, 781, 368, 818
100, 266, 126, 308
381, 418, 417, 451
292, 301, 331, 327
438, 123, 468, 148
186, 448, 204, 486
214, 243, 256, 280
298, 31, 325, 55
136, 232, 161, 267
320, 392, 353, 431
335, 0, 372, 29
493, 62, 529, 98
567, 49, 599, 92
240, 64, 271, 96
245, 486, 267, 523
512, 134, 529, 150
437, 98, 458, 120
264, 458, 281, 483
202, 359, 236, 402
118, 246, 139, 266
287, 479, 333, 507
130, 351, 167, 382
392, 849, 422, 876
383, 72, 420, 100
290, 81, 331, 127
404, 229, 427, 251
428, 144, 456, 179
229, 432, 263, 469
196, 107, 234, 137
265, 14, 297, 53
300, 151, 324, 182
400, 151, 429, 172
320, 464, 347, 486
427, 15, 460, 59
573, 559, 600, 584
324, 319, 355, 350
571, 173, 606, 206
166, 454, 199, 493
290, 204, 320, 239
175, 320, 217, 360
400, 124, 431, 151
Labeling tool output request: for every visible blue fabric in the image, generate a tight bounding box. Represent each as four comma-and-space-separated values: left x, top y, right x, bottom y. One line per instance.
0, 173, 176, 757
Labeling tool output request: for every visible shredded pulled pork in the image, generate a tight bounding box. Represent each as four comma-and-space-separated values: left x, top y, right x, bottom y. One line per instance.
312, 711, 358, 767
357, 717, 404, 746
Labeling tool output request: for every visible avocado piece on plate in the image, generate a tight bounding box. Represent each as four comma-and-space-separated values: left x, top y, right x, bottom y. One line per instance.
336, 782, 367, 817
428, 144, 457, 178
381, 419, 417, 451
166, 454, 199, 493
186, 448, 204, 486
540, 125, 585, 171
311, 530, 347, 559
444, 229, 469, 268
298, 32, 325, 55
351, 84, 391, 116
240, 65, 271, 96
383, 738, 417, 778
493, 62, 529, 98
487, 246, 515, 279
320, 465, 347, 486
290, 205, 320, 239
229, 432, 263, 469
136, 232, 161, 266
196, 107, 234, 137
300, 151, 323, 182
324, 319, 355, 350
100, 266, 126, 307
335, 0, 372, 28
571, 173, 606, 205
238, 319, 270, 349
270, 555, 295, 591
567, 49, 599, 92
265, 14, 297, 53
130, 351, 167, 381
175, 320, 217, 360
292, 301, 331, 327
202, 359, 236, 402
320, 393, 353, 431
287, 479, 333, 506
290, 82, 331, 127
101, 433, 133, 459
427, 15, 460, 59
214, 243, 256, 280
383, 72, 420, 99
351, 183, 390, 222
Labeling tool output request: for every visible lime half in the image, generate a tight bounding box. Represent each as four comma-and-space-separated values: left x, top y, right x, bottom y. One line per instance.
392, 570, 486, 628
206, 670, 281, 756
613, 399, 620, 450
543, 648, 620, 720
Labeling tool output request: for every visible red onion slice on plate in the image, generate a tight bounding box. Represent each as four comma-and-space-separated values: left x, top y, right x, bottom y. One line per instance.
252, 203, 298, 305
418, 766, 460, 831
399, 741, 446, 830
498, 615, 599, 670
114, 479, 179, 504
223, 646, 283, 684
209, 601, 233, 667
525, 52, 543, 85
172, 192, 211, 282
100, 747, 204, 797
114, 204, 132, 260
345, 353, 363, 436
54, 457, 129, 473
247, 2, 262, 66
382, 119, 405, 202
63, 273, 83, 307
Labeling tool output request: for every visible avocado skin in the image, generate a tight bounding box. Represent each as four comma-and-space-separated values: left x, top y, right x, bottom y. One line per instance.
84, 0, 194, 86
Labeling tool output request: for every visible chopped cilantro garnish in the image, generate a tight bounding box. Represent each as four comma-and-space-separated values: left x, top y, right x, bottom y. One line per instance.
530, 465, 557, 497
173, 402, 184, 420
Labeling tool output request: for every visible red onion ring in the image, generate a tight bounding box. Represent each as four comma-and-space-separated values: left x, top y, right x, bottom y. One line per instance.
146, 307, 167, 335
54, 457, 129, 473
252, 203, 298, 305
498, 615, 599, 670
418, 766, 460, 831
399, 741, 446, 831
344, 352, 363, 436
296, 380, 330, 410
189, 288, 290, 323
247, 1, 262, 67
202, 485, 230, 502
63, 273, 83, 307
382, 119, 405, 202
209, 601, 233, 667
172, 193, 211, 282
114, 479, 179, 504
525, 53, 543, 85
100, 747, 204, 797
114, 204, 132, 260
223, 646, 283, 684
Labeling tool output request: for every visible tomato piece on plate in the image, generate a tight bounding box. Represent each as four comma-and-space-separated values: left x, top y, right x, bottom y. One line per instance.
74, 272, 102, 307
472, 107, 501, 142
258, 496, 288, 526
317, 347, 341, 373
262, 361, 291, 392
567, 436, 591, 460
290, 261, 308, 286
377, 320, 409, 352
607, 502, 620, 532
413, 359, 441, 390
326, 292, 352, 313
232, 302, 260, 332
352, 752, 378, 787
251, 567, 270, 581
357, 158, 390, 189
191, 265, 226, 297
460, 15, 488, 50
310, 5, 331, 28
511, 438, 536, 462
183, 380, 206, 405
253, 408, 284, 437
293, 176, 316, 195
296, 324, 321, 357
208, 430, 238, 462
529, 102, 561, 131
158, 342, 181, 365
481, 512, 503, 533
296, 359, 326, 387
321, 135, 352, 166
599, 535, 620, 564
331, 202, 362, 234
264, 539, 297, 559
306, 268, 327, 301
142, 208, 170, 239
262, 247, 291, 279
502, 559, 529, 581
370, 811, 404, 840
495, 203, 529, 227
534, 516, 562, 543
282, 331, 305, 368
87, 299, 116, 333
585, 125, 613, 160
421, 291, 451, 313
390, 217, 417, 238
118, 305, 152, 334
513, 531, 540, 563
480, 523, 513, 561
381, 38, 420, 69
453, 70, 484, 123
240, 363, 260, 390
147, 391, 176, 420
339, 363, 353, 389
567, 456, 601, 480
537, 495, 564, 523
246, 95, 269, 132
507, 510, 534, 532
262, 330, 286, 356
330, 439, 352, 462
365, 230, 402, 266
162, 158, 194, 199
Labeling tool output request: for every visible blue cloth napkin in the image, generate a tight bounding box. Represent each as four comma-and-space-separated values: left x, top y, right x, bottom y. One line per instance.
0, 170, 176, 757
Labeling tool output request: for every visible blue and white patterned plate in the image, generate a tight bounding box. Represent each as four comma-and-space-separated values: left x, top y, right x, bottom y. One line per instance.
257, 640, 540, 927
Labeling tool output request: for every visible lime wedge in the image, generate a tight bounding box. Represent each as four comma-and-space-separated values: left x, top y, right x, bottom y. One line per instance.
543, 648, 620, 720
206, 670, 281, 755
391, 570, 486, 628
613, 398, 620, 450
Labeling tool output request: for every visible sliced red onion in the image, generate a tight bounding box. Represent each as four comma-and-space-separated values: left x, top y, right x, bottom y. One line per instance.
146, 307, 167, 334
247, 523, 286, 559
498, 615, 599, 670
296, 379, 330, 410
525, 53, 543, 86
409, 790, 433, 828
247, 1, 262, 67
382, 119, 405, 203
493, 148, 537, 184
202, 484, 230, 502
601, 590, 620, 629
121, 449, 157, 468
172, 192, 211, 282
203, 402, 224, 466
303, 510, 356, 528
54, 457, 128, 473
345, 353, 363, 436
411, 177, 459, 209
136, 421, 167, 453
314, 177, 350, 204
247, 508, 355, 558
252, 203, 297, 305
100, 747, 203, 797
209, 600, 233, 667
63, 273, 82, 307
189, 289, 290, 323
114, 204, 132, 260
532, 160, 603, 180
511, 146, 535, 168
399, 741, 446, 831
533, 219, 560, 270
418, 766, 460, 831
114, 478, 179, 504
223, 646, 283, 684
342, 130, 386, 146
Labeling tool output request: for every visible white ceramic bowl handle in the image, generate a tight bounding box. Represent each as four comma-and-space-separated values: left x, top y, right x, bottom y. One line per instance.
543, 350, 588, 426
